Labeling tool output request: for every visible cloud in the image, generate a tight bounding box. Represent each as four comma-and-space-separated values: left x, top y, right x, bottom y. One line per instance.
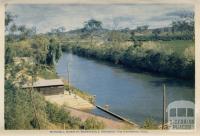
6, 4, 194, 33
165, 9, 194, 17
148, 15, 177, 22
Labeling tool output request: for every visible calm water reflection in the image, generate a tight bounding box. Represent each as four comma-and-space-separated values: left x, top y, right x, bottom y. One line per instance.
56, 53, 194, 124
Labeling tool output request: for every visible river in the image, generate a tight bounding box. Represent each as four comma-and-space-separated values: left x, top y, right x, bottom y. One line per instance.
56, 53, 194, 125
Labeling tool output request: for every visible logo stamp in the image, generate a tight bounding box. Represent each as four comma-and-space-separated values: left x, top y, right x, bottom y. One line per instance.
167, 100, 194, 130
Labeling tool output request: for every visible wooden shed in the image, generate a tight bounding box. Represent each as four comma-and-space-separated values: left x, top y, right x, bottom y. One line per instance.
23, 79, 65, 95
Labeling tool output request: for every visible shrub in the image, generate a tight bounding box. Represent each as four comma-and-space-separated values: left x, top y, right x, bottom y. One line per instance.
142, 117, 158, 129
83, 117, 105, 130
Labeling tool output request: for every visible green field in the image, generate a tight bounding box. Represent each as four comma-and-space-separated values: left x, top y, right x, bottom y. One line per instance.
154, 40, 194, 54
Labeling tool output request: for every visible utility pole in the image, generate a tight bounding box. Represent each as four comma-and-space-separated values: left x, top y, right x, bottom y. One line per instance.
67, 63, 70, 94
162, 84, 166, 130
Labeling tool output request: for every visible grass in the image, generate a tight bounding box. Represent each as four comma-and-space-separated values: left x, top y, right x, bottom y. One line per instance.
38, 67, 58, 79
63, 82, 94, 104
73, 88, 94, 104
142, 40, 194, 55
158, 40, 194, 52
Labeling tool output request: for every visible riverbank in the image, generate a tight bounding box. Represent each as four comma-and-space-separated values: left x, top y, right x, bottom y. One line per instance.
45, 90, 139, 129
45, 63, 141, 129
65, 107, 138, 129
62, 40, 194, 80
45, 91, 94, 110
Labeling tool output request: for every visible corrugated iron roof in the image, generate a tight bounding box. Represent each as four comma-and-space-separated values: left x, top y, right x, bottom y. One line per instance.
23, 79, 64, 88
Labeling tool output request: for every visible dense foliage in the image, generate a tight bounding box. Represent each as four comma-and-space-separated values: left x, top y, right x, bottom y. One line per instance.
4, 13, 104, 130
60, 16, 194, 80
5, 36, 62, 66
5, 55, 104, 129
5, 77, 104, 129
62, 40, 194, 79
5, 78, 48, 129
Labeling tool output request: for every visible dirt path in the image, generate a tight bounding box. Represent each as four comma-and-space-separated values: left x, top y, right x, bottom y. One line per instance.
45, 91, 94, 109
65, 107, 139, 130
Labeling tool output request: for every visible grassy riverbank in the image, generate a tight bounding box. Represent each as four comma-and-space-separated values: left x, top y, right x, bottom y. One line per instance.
62, 79, 95, 104
61, 39, 194, 80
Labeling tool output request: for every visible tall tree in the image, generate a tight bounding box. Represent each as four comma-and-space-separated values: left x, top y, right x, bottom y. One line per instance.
5, 12, 16, 31
46, 38, 62, 66
83, 19, 102, 32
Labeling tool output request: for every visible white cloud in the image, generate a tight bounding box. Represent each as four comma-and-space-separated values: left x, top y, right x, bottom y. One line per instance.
6, 4, 194, 33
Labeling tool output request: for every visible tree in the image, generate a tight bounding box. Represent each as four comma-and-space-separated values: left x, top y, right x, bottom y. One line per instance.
136, 25, 149, 33
152, 29, 161, 40
5, 12, 17, 41
59, 26, 66, 33
46, 41, 56, 65
50, 26, 66, 36
46, 38, 62, 65
82, 19, 102, 47
18, 25, 26, 33
10, 24, 17, 33
5, 46, 14, 64
31, 36, 49, 64
171, 12, 194, 36
5, 12, 16, 31
55, 43, 62, 61
83, 19, 102, 32
18, 25, 37, 40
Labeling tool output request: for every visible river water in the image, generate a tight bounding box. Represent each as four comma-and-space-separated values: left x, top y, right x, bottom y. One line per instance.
56, 53, 194, 125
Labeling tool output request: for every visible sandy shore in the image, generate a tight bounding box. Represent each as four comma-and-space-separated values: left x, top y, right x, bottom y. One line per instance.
45, 91, 139, 129
45, 91, 94, 110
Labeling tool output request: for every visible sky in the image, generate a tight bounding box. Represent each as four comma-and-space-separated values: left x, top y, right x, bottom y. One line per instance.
6, 4, 194, 33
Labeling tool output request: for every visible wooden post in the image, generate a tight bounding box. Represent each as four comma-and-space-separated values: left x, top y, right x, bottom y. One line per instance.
93, 95, 96, 105
162, 84, 166, 129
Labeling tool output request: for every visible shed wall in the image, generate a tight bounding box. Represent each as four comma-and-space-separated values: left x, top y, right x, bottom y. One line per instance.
36, 85, 64, 95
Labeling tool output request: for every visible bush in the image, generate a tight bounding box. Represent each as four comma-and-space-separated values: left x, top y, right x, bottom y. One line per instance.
83, 117, 105, 130
45, 102, 82, 129
5, 79, 47, 129
142, 117, 158, 129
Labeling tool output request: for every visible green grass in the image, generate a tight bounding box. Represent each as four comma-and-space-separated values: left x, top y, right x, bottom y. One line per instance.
73, 88, 94, 104
38, 67, 58, 79
64, 83, 94, 104
142, 40, 194, 55
158, 40, 194, 51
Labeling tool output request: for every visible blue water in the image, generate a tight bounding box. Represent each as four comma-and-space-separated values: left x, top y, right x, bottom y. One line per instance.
56, 53, 195, 125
